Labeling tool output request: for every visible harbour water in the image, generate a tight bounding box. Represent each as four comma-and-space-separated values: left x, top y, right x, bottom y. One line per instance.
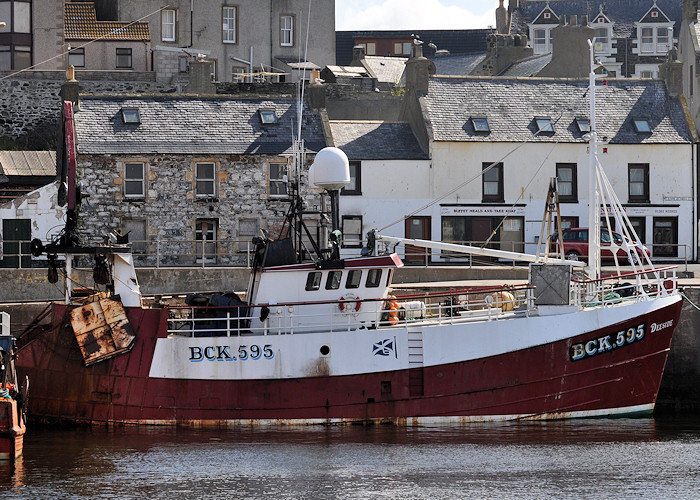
1, 417, 699, 499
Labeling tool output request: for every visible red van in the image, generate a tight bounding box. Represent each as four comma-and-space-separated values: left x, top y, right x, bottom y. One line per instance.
557, 228, 651, 263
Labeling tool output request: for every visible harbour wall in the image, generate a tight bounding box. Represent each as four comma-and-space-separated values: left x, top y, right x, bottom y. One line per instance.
0, 266, 698, 413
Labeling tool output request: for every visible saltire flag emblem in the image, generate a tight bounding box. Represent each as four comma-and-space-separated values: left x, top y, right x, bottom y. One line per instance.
373, 338, 394, 356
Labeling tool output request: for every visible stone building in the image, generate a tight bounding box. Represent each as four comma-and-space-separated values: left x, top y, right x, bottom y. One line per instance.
69, 91, 327, 266
116, 0, 336, 83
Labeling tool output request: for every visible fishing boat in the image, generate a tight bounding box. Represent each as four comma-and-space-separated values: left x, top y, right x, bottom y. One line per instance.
15, 43, 682, 425
0, 312, 27, 457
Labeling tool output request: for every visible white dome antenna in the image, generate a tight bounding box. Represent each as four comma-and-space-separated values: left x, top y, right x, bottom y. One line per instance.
309, 147, 350, 191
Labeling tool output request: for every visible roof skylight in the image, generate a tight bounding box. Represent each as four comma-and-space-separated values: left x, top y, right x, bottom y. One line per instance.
259, 109, 278, 124
121, 108, 140, 124
632, 118, 652, 133
471, 116, 490, 133
575, 117, 590, 134
535, 117, 554, 134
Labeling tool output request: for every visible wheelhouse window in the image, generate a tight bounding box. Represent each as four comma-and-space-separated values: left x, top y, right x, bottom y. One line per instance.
116, 48, 132, 69
341, 162, 361, 195
195, 162, 216, 198
366, 269, 382, 288
325, 271, 342, 290
280, 15, 294, 47
628, 164, 649, 203
269, 162, 288, 198
68, 48, 85, 68
556, 163, 577, 202
124, 162, 145, 198
222, 6, 237, 44
162, 9, 176, 42
346, 270, 362, 289
482, 162, 504, 203
305, 272, 322, 291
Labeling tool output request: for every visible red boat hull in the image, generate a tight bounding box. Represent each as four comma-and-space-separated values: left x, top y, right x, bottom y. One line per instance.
16, 299, 682, 425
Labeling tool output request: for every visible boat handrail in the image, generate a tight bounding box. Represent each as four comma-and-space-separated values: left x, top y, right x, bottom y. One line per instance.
164, 283, 536, 311
571, 265, 678, 285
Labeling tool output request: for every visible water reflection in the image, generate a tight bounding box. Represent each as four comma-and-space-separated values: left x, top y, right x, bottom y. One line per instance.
0, 418, 698, 499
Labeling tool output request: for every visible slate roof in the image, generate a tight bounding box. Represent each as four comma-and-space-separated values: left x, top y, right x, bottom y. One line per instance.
336, 30, 491, 66
64, 2, 150, 41
425, 77, 693, 144
432, 53, 486, 76
330, 121, 428, 160
510, 0, 682, 38
363, 56, 407, 84
500, 53, 552, 77
0, 151, 56, 176
75, 97, 327, 155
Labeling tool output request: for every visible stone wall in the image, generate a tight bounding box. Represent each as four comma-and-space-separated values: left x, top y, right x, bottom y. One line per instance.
0, 71, 175, 149
77, 153, 321, 267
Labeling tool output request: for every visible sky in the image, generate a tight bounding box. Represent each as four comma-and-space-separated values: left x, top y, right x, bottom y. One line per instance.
335, 0, 500, 31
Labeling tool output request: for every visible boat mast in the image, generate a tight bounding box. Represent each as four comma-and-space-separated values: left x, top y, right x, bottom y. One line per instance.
587, 40, 601, 280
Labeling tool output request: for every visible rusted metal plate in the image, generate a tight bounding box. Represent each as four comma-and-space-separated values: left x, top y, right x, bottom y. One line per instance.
100, 299, 135, 350
68, 297, 136, 366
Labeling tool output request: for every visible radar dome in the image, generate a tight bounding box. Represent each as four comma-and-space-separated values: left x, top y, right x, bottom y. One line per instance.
308, 147, 350, 191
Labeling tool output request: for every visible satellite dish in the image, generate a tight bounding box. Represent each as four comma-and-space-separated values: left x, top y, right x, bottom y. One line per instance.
308, 147, 350, 191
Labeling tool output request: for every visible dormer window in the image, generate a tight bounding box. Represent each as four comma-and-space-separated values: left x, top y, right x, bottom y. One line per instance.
471, 116, 490, 133
535, 117, 554, 134
121, 108, 140, 124
632, 118, 652, 134
259, 109, 278, 124
528, 5, 558, 54
635, 3, 673, 56
592, 9, 613, 56
575, 117, 590, 134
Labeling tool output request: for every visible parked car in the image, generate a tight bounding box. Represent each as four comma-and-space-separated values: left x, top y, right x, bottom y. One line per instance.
555, 228, 651, 263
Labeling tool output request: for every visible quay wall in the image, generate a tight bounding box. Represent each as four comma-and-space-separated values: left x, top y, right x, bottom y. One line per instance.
0, 266, 697, 414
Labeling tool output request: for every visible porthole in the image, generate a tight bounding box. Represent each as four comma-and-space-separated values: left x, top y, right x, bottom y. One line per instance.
320, 345, 330, 356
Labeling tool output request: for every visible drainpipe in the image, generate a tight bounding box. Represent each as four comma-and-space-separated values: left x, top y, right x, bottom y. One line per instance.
188, 0, 194, 48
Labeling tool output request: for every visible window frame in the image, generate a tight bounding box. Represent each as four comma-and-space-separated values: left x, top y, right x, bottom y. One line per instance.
280, 14, 294, 47
121, 108, 140, 124
535, 117, 554, 134
195, 218, 218, 264
305, 271, 322, 291
268, 161, 289, 199
471, 116, 490, 133
575, 117, 590, 134
222, 6, 237, 44
115, 48, 132, 69
195, 161, 217, 199
366, 269, 382, 288
340, 161, 361, 195
68, 47, 85, 68
122, 218, 147, 254
628, 163, 650, 203
161, 8, 177, 42
325, 271, 342, 290
556, 163, 577, 203
124, 162, 145, 199
342, 215, 363, 248
632, 118, 652, 133
482, 162, 504, 203
346, 270, 362, 289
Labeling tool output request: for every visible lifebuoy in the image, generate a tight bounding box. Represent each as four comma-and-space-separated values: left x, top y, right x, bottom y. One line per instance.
339, 294, 361, 313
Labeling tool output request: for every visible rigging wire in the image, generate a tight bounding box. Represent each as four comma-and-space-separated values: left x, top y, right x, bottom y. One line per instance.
376, 85, 592, 234
0, 6, 165, 82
